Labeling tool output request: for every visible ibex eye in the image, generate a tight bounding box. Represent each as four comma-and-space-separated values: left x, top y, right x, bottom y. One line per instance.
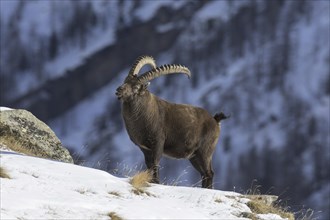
133, 85, 140, 92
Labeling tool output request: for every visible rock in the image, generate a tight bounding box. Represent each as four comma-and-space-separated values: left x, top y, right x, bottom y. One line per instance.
0, 108, 73, 163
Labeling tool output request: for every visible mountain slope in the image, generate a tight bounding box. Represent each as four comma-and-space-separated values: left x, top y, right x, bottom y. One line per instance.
0, 149, 291, 220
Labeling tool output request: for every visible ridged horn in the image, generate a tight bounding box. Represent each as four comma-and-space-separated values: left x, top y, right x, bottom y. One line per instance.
128, 55, 156, 76
138, 64, 191, 83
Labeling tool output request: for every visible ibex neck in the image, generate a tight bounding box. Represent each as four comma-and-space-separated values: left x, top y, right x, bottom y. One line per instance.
122, 92, 156, 121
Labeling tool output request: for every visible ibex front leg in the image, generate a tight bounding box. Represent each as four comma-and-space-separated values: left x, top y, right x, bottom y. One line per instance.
141, 144, 163, 184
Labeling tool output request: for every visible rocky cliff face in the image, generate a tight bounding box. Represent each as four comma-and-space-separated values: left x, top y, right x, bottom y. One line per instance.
1, 0, 329, 218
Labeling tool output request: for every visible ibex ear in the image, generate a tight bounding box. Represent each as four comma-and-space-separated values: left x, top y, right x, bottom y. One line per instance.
142, 82, 150, 89
139, 82, 150, 95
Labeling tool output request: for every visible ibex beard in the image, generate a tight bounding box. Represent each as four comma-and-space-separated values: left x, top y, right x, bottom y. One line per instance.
116, 55, 229, 189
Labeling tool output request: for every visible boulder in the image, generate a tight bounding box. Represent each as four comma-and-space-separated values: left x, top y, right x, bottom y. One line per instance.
0, 108, 73, 163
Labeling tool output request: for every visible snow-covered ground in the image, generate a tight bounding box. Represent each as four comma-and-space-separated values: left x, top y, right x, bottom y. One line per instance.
0, 150, 286, 220
0, 107, 12, 111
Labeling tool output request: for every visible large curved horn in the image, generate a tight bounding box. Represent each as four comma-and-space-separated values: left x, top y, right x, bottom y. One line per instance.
128, 55, 156, 76
138, 64, 191, 83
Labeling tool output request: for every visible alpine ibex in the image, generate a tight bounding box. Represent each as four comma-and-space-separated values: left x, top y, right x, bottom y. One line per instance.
116, 55, 229, 188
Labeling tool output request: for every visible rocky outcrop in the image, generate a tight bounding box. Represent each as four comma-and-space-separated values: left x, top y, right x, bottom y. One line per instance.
0, 108, 73, 163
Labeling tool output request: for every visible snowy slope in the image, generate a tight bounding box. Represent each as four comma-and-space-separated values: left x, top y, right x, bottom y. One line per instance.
0, 150, 287, 220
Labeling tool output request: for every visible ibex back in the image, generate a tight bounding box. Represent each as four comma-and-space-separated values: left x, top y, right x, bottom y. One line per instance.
116, 56, 229, 188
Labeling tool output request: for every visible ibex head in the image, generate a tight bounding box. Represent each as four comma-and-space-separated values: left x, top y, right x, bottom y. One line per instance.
116, 55, 191, 101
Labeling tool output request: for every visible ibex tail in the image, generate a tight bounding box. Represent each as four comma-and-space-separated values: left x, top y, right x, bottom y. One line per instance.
214, 112, 230, 123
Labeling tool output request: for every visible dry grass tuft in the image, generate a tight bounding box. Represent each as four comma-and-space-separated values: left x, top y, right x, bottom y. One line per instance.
240, 180, 295, 220
295, 208, 317, 220
131, 188, 155, 196
129, 170, 152, 189
108, 191, 121, 197
0, 166, 11, 179
129, 170, 153, 196
0, 135, 38, 157
246, 196, 295, 220
108, 211, 124, 220
240, 211, 257, 220
214, 198, 222, 203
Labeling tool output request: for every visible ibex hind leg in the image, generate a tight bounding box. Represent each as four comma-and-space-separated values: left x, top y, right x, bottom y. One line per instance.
189, 152, 214, 189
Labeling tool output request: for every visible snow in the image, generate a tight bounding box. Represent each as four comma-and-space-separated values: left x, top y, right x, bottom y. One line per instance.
19, 1, 53, 38
0, 0, 118, 99
134, 0, 186, 22
0, 107, 13, 111
257, 214, 285, 220
0, 150, 286, 220
195, 0, 250, 22
44, 25, 116, 79
286, 1, 330, 103
12, 70, 38, 99
0, 1, 19, 24
15, 26, 116, 98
